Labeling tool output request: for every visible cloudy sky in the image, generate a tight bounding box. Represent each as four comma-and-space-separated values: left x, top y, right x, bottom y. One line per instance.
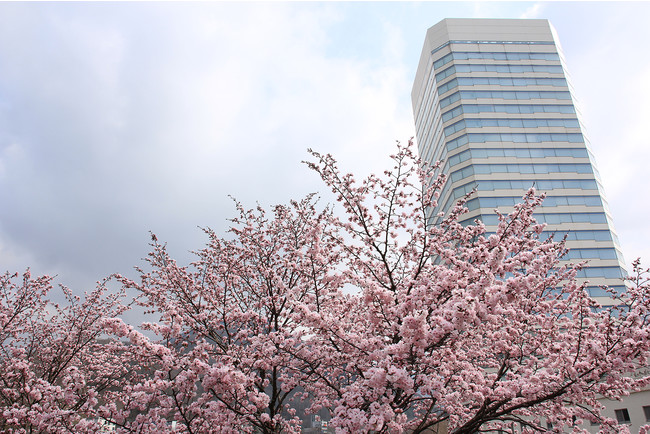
0, 2, 649, 294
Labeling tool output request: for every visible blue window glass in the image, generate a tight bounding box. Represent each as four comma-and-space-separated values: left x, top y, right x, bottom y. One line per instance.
576, 267, 625, 279
563, 213, 606, 224
442, 105, 465, 122
456, 90, 572, 101
443, 77, 568, 92
475, 212, 607, 227
436, 66, 456, 82
440, 51, 561, 63
437, 78, 459, 95
440, 92, 461, 108
448, 162, 593, 184
464, 196, 602, 212
461, 132, 584, 144
431, 40, 557, 56
446, 135, 470, 151
442, 104, 576, 122
444, 118, 581, 136
587, 286, 626, 297
433, 52, 454, 69
562, 248, 619, 260
452, 64, 564, 74
539, 230, 612, 242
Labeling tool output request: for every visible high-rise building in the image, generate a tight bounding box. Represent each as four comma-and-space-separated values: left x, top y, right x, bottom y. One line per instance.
411, 18, 647, 431
411, 18, 627, 308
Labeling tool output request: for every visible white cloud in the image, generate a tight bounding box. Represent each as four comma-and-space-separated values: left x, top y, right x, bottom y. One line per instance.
0, 3, 414, 290
556, 2, 650, 267
518, 3, 544, 19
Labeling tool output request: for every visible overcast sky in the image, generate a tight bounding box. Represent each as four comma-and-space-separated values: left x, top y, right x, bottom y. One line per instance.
0, 2, 648, 295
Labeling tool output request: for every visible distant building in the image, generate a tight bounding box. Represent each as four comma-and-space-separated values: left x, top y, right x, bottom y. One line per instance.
411, 18, 647, 431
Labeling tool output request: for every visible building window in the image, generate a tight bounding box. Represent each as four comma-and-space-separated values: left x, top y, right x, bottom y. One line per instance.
615, 408, 631, 424
643, 405, 650, 422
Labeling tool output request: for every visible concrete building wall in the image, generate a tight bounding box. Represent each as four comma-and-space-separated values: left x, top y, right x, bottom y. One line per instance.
584, 389, 650, 432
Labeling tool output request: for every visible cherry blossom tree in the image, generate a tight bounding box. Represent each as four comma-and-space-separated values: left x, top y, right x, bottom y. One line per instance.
0, 271, 134, 433
105, 196, 343, 433
298, 141, 650, 433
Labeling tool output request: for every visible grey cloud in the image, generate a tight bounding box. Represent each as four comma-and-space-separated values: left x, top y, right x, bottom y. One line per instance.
0, 3, 413, 292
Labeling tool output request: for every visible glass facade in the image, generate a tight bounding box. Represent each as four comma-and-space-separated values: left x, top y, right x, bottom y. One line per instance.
411, 19, 627, 301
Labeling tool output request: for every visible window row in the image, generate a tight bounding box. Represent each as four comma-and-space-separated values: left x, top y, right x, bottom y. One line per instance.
440, 184, 600, 224
444, 117, 580, 136
562, 247, 619, 260
587, 285, 626, 297
543, 230, 621, 253
446, 147, 588, 171
486, 178, 596, 191
436, 63, 564, 81
431, 40, 555, 56
433, 51, 561, 69
446, 132, 585, 151
464, 195, 602, 211
460, 146, 586, 161
442, 103, 576, 122
440, 90, 572, 108
482, 230, 613, 243
439, 178, 599, 213
437, 76, 568, 95
450, 162, 593, 184
576, 266, 626, 279
543, 195, 602, 207
467, 212, 609, 227
537, 212, 609, 225
546, 229, 613, 242
472, 162, 593, 174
